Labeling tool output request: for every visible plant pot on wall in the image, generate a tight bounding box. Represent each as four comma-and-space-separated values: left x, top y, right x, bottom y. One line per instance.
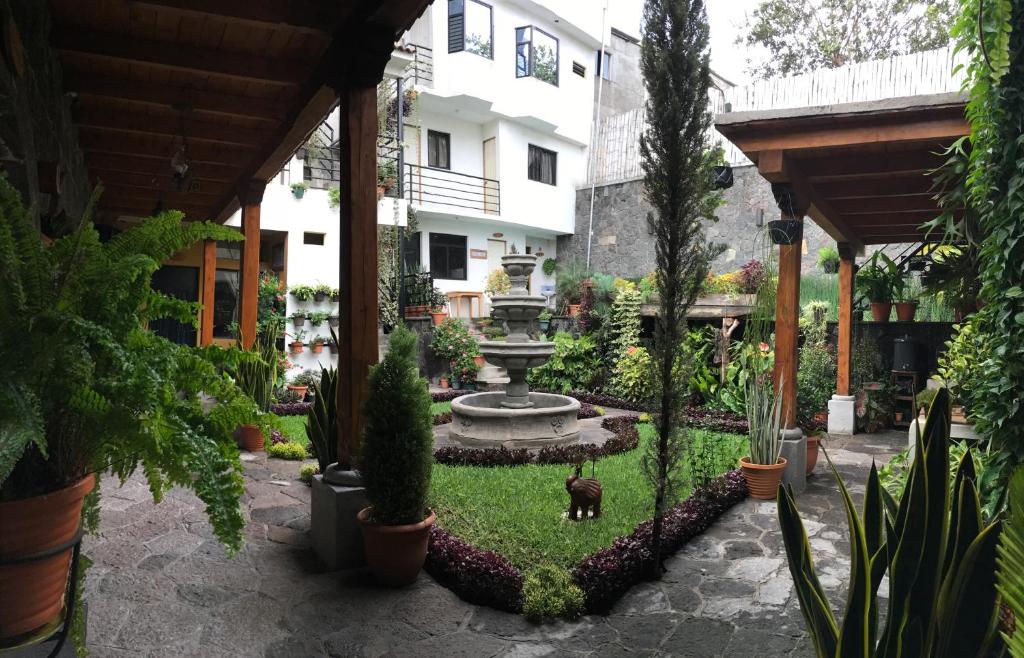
894, 302, 918, 322
870, 302, 892, 322
0, 474, 95, 642
291, 316, 306, 328
290, 341, 304, 355
311, 342, 324, 355
357, 507, 436, 587
767, 219, 802, 245
328, 316, 339, 329
237, 424, 264, 451
739, 456, 788, 500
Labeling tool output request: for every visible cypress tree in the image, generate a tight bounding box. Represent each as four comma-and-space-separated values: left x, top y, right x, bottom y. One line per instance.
639, 0, 722, 576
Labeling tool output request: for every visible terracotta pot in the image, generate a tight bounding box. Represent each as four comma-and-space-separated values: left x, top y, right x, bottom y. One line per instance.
237, 424, 265, 451
0, 474, 96, 641
870, 302, 892, 322
357, 507, 436, 587
311, 342, 324, 354
895, 411, 904, 423
739, 456, 788, 500
894, 302, 918, 322
473, 355, 485, 367
287, 385, 308, 401
567, 304, 581, 317
405, 304, 429, 318
290, 341, 304, 354
806, 436, 820, 475
430, 311, 448, 326
439, 377, 450, 389
377, 185, 385, 200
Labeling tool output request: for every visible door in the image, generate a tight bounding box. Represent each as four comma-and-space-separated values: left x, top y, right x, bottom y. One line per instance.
149, 265, 200, 346
482, 138, 498, 215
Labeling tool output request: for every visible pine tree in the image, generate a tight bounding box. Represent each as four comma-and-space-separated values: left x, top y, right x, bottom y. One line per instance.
640, 0, 722, 577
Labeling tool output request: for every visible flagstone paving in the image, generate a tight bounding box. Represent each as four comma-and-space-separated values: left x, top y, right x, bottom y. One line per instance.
82, 430, 904, 657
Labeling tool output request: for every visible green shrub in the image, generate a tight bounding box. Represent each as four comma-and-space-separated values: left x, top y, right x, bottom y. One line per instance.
610, 346, 653, 403
935, 316, 992, 417
522, 564, 584, 621
299, 463, 319, 485
817, 245, 839, 273
361, 324, 433, 525
607, 287, 642, 369
268, 441, 308, 460
542, 258, 557, 276
796, 303, 835, 426
527, 332, 601, 394
431, 317, 479, 363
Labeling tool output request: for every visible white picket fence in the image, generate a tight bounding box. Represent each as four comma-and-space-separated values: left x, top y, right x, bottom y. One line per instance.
588, 47, 967, 184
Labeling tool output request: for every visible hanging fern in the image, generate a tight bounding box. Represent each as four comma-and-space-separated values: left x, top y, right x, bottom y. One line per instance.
0, 176, 247, 553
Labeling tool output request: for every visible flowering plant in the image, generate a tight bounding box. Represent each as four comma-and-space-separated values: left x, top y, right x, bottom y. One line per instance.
430, 317, 479, 362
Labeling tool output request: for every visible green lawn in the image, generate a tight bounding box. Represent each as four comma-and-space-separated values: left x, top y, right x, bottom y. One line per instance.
272, 414, 309, 447
428, 425, 746, 570
431, 401, 451, 416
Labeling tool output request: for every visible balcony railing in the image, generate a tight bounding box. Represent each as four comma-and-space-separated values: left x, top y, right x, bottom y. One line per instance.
405, 163, 500, 215
407, 44, 433, 87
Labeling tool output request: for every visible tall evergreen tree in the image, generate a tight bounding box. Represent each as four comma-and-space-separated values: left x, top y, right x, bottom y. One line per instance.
639, 0, 721, 575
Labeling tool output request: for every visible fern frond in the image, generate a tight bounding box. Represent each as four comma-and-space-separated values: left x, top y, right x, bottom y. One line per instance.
0, 382, 46, 486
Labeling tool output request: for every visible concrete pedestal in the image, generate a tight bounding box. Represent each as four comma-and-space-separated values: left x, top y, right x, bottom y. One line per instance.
311, 475, 368, 571
827, 394, 856, 435
779, 428, 806, 494
908, 417, 980, 453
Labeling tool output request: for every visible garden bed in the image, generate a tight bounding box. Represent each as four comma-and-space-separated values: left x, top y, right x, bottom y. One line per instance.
425, 419, 748, 616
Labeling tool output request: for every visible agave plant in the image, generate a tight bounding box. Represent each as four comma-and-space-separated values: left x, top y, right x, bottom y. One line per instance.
999, 467, 1024, 656
746, 374, 783, 465
306, 365, 338, 473
778, 388, 1003, 657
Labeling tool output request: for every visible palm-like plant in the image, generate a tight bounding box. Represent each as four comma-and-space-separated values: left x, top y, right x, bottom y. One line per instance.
999, 467, 1024, 656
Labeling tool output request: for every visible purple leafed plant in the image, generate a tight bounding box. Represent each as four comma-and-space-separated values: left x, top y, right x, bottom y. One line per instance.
425, 527, 524, 613
269, 401, 313, 416
431, 390, 472, 403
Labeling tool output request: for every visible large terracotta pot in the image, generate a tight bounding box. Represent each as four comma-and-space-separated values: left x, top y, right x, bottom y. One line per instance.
806, 436, 820, 475
237, 424, 265, 452
870, 302, 892, 322
430, 311, 448, 326
0, 474, 95, 641
289, 341, 304, 355
567, 304, 581, 317
286, 384, 308, 401
473, 355, 486, 367
739, 456, 788, 500
357, 507, 436, 587
894, 302, 918, 322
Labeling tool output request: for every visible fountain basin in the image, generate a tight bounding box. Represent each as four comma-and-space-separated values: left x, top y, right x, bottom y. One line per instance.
449, 392, 581, 449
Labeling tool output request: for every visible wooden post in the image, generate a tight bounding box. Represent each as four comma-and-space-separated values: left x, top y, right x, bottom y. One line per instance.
200, 239, 216, 346
238, 179, 266, 350
836, 243, 855, 396
773, 221, 803, 430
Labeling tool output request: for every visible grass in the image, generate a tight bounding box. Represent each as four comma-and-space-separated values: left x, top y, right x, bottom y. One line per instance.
800, 273, 955, 322
431, 401, 451, 416
428, 425, 747, 570
271, 414, 309, 447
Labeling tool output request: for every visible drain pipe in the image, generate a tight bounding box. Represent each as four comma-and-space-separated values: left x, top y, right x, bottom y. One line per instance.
585, 0, 610, 271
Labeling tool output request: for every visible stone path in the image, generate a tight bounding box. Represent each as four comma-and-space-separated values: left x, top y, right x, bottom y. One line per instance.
82, 431, 904, 657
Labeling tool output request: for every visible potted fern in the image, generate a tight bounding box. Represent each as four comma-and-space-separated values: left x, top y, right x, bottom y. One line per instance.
739, 376, 786, 499
314, 283, 333, 303
290, 284, 315, 302
290, 182, 308, 199
0, 180, 246, 642
357, 324, 435, 587
290, 311, 307, 328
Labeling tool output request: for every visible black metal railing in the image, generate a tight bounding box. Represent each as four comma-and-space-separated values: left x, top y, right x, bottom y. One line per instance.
405, 163, 500, 215
408, 44, 433, 87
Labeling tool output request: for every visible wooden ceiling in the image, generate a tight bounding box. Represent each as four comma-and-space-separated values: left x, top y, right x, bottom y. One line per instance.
715, 94, 969, 250
48, 0, 430, 222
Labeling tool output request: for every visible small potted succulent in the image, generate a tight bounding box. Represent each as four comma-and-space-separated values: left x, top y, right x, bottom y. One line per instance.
289, 330, 307, 355
290, 284, 316, 302
358, 325, 435, 587
290, 311, 307, 328
290, 182, 308, 199
310, 335, 326, 354
537, 309, 552, 333
314, 283, 333, 303
739, 377, 786, 499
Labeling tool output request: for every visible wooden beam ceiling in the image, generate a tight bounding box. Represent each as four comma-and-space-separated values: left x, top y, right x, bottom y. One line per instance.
75, 108, 265, 147
126, 0, 344, 35
78, 131, 253, 166
85, 154, 240, 182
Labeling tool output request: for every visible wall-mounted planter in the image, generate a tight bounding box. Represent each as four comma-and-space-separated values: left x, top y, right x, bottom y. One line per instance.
767, 219, 802, 245
291, 187, 306, 199
291, 317, 306, 328
314, 292, 328, 303
290, 341, 304, 354
328, 316, 339, 329
311, 342, 324, 354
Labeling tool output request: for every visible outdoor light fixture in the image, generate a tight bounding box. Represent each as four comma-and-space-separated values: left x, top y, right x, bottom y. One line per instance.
712, 165, 734, 190
170, 101, 194, 193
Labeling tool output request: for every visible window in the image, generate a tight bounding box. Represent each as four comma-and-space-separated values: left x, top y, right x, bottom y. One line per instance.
448, 0, 493, 58
213, 269, 239, 339
427, 130, 451, 169
597, 51, 611, 81
515, 26, 559, 85
572, 61, 586, 77
403, 231, 422, 271
528, 145, 557, 185
429, 233, 467, 280
303, 232, 325, 245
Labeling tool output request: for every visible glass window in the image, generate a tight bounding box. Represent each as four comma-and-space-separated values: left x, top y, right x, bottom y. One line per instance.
429, 233, 468, 280
515, 25, 558, 85
528, 145, 557, 186
449, 0, 492, 58
213, 269, 239, 338
597, 51, 611, 80
403, 231, 422, 272
427, 130, 451, 170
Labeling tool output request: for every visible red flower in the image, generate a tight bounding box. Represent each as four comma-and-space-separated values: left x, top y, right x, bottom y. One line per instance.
758, 342, 770, 353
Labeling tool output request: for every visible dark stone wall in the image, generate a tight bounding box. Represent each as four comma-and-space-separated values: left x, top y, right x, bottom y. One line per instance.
0, 0, 92, 231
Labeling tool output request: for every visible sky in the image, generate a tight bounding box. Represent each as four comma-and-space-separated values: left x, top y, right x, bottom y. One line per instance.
605, 0, 765, 85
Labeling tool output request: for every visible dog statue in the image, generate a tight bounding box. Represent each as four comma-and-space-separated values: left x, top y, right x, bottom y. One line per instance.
565, 463, 602, 521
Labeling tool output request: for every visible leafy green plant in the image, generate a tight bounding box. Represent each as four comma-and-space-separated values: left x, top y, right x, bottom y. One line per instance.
522, 564, 584, 621
607, 287, 642, 368
797, 302, 836, 427
430, 317, 479, 364
290, 182, 308, 194
779, 389, 1003, 657
268, 441, 308, 460
611, 346, 654, 403
856, 251, 899, 303
328, 187, 340, 209
817, 246, 839, 273
542, 258, 557, 276
527, 332, 601, 394
305, 366, 338, 471
361, 325, 433, 524
537, 309, 552, 321
484, 268, 511, 297
934, 316, 992, 416
308, 311, 330, 325
290, 284, 316, 301
314, 283, 333, 298
999, 467, 1024, 656
299, 463, 319, 485
235, 319, 280, 413
0, 178, 245, 551
555, 260, 589, 307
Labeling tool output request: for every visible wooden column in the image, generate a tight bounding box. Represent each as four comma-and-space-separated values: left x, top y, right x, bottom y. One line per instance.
238, 180, 266, 350
327, 25, 394, 469
836, 243, 855, 396
200, 239, 216, 346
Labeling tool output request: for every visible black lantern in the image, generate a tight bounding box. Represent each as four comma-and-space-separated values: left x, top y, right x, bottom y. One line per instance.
768, 219, 803, 245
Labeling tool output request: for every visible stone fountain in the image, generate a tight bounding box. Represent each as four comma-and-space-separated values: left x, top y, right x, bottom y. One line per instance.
450, 253, 580, 448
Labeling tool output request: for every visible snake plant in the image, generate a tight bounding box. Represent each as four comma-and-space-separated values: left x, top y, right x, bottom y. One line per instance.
999, 467, 1024, 656
778, 388, 1003, 657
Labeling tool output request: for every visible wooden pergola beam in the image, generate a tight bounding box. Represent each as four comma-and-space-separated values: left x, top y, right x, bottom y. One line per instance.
75, 109, 265, 147
127, 0, 343, 35
86, 154, 241, 182
832, 195, 938, 214
54, 26, 311, 85
89, 170, 235, 196
842, 211, 942, 227
78, 131, 251, 166
66, 73, 288, 122
816, 176, 934, 200
801, 151, 944, 181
